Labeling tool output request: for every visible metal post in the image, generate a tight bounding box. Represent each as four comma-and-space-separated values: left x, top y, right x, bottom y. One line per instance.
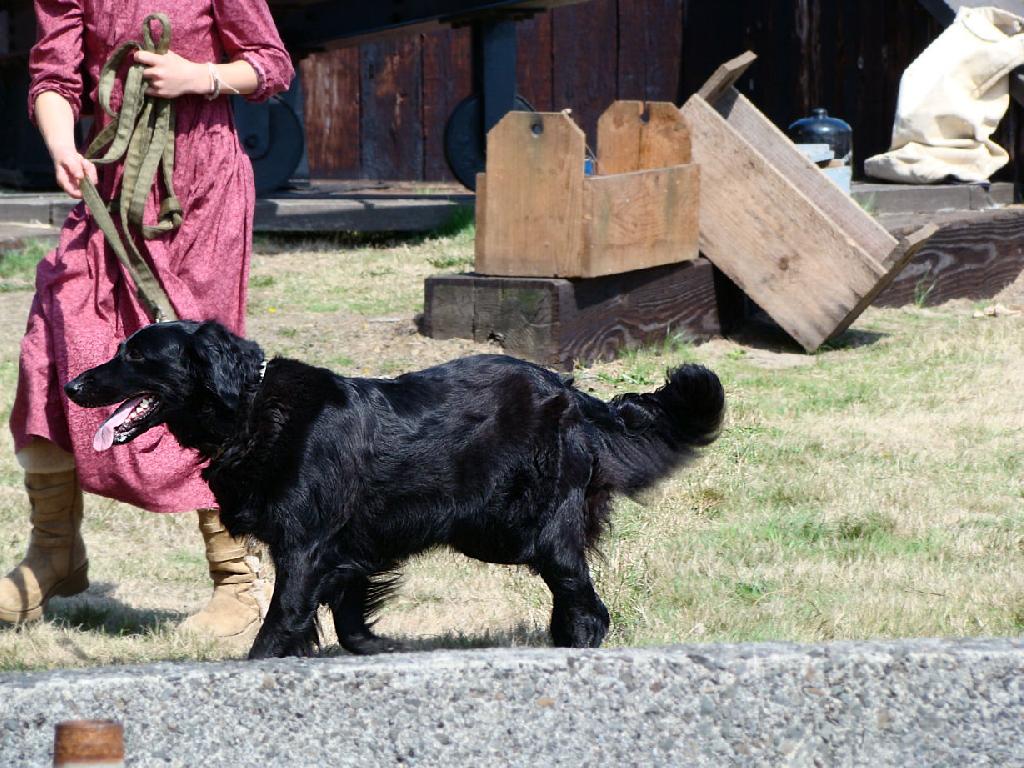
472, 19, 519, 136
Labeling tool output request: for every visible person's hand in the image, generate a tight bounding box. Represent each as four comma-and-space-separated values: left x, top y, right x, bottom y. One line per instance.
135, 49, 207, 98
51, 145, 98, 199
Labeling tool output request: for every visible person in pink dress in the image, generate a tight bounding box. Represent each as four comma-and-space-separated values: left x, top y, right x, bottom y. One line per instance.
0, 0, 294, 640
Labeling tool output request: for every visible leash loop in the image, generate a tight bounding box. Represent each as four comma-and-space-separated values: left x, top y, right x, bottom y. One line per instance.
79, 13, 180, 323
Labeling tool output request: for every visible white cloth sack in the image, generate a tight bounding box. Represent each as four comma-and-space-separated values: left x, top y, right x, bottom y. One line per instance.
865, 6, 1024, 184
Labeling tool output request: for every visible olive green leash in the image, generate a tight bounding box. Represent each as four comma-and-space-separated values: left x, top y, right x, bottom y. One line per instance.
79, 13, 181, 323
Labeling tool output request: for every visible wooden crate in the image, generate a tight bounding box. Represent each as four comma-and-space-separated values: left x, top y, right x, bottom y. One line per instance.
679, 52, 934, 352
475, 104, 699, 278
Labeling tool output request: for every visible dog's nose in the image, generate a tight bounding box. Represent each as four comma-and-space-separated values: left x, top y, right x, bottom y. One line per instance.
64, 377, 86, 400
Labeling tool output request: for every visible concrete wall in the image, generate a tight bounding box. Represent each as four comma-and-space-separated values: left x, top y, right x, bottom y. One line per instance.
1, 637, 1022, 767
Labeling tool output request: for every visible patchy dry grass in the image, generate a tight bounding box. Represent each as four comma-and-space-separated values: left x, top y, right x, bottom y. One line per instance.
1, 229, 1023, 671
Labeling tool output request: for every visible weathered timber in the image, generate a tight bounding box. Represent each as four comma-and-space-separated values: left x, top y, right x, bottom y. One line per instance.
582, 165, 699, 276
423, 258, 721, 369
475, 111, 586, 276
697, 50, 757, 104
597, 101, 692, 175
681, 52, 910, 352
874, 208, 1024, 306
476, 107, 698, 278
712, 89, 896, 264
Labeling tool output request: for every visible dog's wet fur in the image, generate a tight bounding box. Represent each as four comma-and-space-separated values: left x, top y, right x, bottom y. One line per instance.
65, 321, 725, 659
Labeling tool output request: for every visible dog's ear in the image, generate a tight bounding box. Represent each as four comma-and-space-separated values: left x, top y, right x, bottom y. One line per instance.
188, 322, 248, 411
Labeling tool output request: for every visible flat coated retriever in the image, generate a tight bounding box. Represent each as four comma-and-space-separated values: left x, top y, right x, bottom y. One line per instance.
65, 321, 725, 659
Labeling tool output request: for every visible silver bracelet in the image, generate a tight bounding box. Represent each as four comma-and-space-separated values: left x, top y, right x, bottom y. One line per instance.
205, 62, 240, 100
205, 62, 220, 100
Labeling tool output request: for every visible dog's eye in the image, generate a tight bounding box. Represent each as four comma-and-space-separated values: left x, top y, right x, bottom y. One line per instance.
125, 349, 144, 363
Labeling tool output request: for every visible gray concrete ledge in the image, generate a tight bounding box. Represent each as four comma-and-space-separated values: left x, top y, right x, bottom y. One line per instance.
851, 181, 1014, 215
1, 637, 1022, 767
0, 186, 473, 236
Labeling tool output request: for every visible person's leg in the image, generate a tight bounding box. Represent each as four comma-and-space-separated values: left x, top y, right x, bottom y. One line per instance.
179, 508, 263, 639
0, 438, 88, 625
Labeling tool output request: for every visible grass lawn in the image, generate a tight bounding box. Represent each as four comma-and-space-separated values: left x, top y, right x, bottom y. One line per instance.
0, 224, 1022, 671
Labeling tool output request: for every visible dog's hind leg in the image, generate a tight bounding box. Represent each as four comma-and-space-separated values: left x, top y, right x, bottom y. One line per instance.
534, 494, 610, 649
329, 573, 403, 655
537, 556, 610, 648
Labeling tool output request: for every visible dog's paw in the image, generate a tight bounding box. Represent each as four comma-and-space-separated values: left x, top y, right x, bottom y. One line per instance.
340, 632, 405, 656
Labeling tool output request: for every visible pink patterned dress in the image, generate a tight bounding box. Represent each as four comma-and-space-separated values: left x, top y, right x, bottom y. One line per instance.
10, 0, 293, 512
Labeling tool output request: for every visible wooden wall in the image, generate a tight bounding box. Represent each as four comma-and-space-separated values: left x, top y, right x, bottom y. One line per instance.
298, 0, 959, 182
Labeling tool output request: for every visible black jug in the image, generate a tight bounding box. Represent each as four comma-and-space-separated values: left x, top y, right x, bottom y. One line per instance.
788, 108, 853, 165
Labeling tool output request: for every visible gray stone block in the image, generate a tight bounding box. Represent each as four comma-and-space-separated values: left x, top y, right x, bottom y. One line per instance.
0, 638, 1022, 767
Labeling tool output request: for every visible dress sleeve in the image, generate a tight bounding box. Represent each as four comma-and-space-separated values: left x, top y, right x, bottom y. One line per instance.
28, 0, 85, 123
213, 0, 295, 102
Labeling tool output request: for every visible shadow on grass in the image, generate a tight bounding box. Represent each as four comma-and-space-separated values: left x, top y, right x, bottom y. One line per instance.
727, 312, 887, 354
43, 582, 186, 637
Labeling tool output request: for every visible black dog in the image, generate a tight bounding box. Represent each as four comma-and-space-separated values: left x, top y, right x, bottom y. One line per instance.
65, 321, 724, 659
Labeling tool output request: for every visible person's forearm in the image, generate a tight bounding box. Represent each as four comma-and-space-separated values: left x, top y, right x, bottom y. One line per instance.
137, 50, 260, 99
34, 91, 78, 159
212, 60, 259, 96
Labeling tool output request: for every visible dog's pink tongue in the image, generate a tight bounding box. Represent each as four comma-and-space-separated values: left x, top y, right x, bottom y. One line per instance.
93, 397, 144, 452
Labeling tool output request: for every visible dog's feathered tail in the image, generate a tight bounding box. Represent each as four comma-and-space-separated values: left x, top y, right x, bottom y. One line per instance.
590, 364, 724, 495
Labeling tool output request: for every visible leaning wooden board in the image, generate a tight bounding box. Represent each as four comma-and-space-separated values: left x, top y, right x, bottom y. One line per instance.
680, 52, 925, 352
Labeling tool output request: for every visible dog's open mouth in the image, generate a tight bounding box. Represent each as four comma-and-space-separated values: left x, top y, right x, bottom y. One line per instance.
93, 394, 162, 451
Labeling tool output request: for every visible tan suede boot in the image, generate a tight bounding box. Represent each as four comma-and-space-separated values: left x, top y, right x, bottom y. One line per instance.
0, 470, 89, 625
180, 509, 263, 639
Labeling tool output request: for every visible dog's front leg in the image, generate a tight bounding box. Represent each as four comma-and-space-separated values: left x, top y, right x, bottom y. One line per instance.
248, 551, 322, 659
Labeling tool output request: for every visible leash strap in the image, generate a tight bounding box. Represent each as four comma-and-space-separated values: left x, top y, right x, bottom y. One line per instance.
79, 13, 181, 323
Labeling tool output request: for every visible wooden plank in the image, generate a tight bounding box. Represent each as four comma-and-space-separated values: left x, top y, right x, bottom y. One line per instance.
516, 13, 554, 112
300, 48, 361, 178
711, 88, 898, 265
697, 50, 757, 104
681, 93, 885, 352
597, 101, 645, 175
874, 209, 1024, 307
474, 172, 489, 253
475, 112, 586, 277
616, 0, 684, 101
582, 165, 699, 276
596, 101, 691, 175
422, 27, 472, 180
562, 259, 721, 367
360, 38, 424, 180
423, 258, 722, 369
551, 0, 618, 143
828, 223, 937, 341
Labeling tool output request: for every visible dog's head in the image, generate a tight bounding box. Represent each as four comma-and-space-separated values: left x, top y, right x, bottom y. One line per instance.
65, 320, 264, 453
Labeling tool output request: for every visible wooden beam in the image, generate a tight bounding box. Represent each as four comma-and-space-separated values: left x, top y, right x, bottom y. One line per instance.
424, 259, 722, 370
875, 209, 1024, 307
